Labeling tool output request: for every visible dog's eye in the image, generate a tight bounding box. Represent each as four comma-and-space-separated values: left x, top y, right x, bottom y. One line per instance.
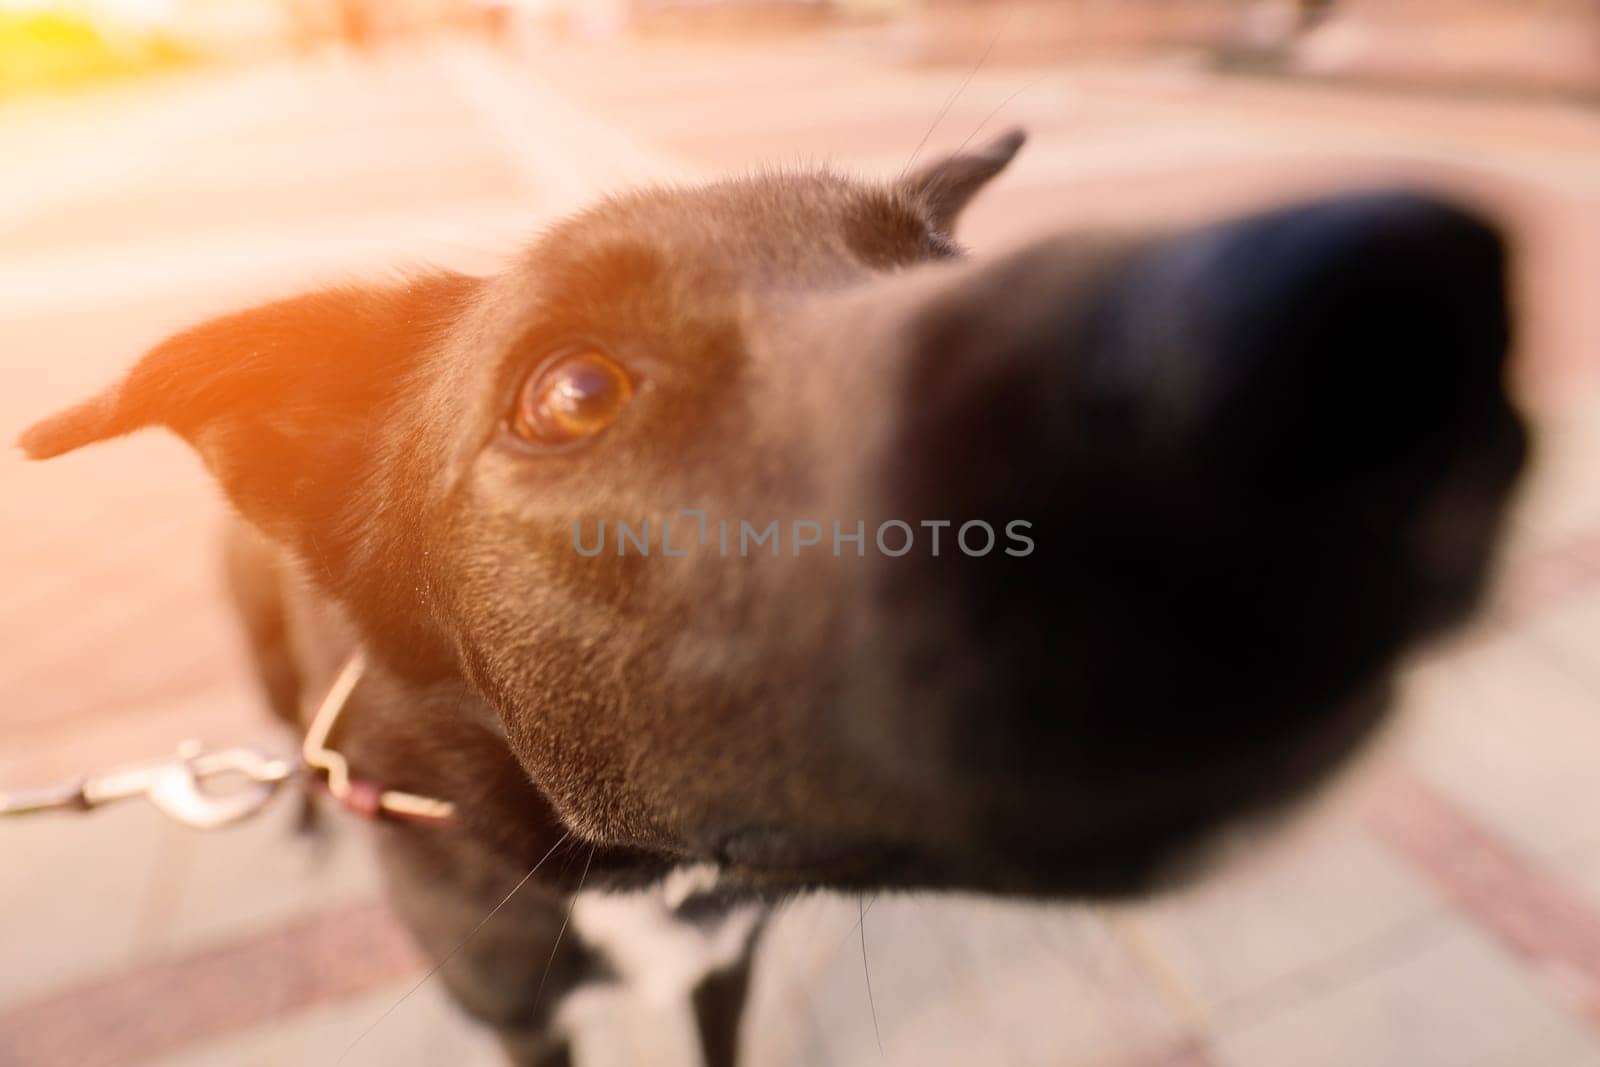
512, 350, 634, 444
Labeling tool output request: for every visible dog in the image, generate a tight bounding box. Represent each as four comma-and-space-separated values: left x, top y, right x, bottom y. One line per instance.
20, 130, 1526, 1065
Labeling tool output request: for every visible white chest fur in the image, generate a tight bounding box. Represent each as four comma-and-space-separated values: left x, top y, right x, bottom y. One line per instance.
555, 864, 763, 1066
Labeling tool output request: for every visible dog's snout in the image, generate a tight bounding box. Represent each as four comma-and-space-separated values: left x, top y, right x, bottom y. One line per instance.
853, 191, 1525, 868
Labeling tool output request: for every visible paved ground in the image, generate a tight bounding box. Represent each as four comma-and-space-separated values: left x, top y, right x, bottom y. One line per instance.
1, 22, 1599, 1067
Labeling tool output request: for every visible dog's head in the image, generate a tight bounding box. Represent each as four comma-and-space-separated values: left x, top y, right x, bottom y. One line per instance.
22, 132, 1525, 896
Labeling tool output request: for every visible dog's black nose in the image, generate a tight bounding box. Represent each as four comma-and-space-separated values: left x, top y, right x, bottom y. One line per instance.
1103, 191, 1511, 491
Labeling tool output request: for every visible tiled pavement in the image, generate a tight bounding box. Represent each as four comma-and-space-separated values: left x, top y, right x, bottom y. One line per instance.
1, 22, 1599, 1067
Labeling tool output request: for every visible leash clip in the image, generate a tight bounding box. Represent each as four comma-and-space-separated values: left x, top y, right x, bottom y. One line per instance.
138, 742, 296, 829
0, 741, 295, 829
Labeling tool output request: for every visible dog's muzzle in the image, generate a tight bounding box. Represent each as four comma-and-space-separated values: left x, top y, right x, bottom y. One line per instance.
807, 192, 1527, 890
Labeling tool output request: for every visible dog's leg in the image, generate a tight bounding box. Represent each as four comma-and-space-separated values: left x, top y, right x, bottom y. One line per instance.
221, 521, 305, 726
663, 883, 767, 1067
376, 830, 605, 1067
690, 928, 762, 1067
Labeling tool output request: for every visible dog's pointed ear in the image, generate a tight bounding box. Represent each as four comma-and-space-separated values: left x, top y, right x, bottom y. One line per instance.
18, 273, 476, 547
902, 127, 1026, 234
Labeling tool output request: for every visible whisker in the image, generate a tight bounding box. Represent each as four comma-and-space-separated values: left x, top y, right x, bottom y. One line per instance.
830, 892, 879, 961
951, 73, 1046, 160
531, 842, 597, 1016
859, 897, 884, 1056
899, 16, 1010, 181
336, 829, 572, 1063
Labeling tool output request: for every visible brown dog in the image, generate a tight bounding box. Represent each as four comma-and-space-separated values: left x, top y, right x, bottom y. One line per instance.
20, 131, 1525, 1065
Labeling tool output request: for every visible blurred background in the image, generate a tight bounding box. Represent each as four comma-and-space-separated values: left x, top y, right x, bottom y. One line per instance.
1, 1, 1598, 1064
